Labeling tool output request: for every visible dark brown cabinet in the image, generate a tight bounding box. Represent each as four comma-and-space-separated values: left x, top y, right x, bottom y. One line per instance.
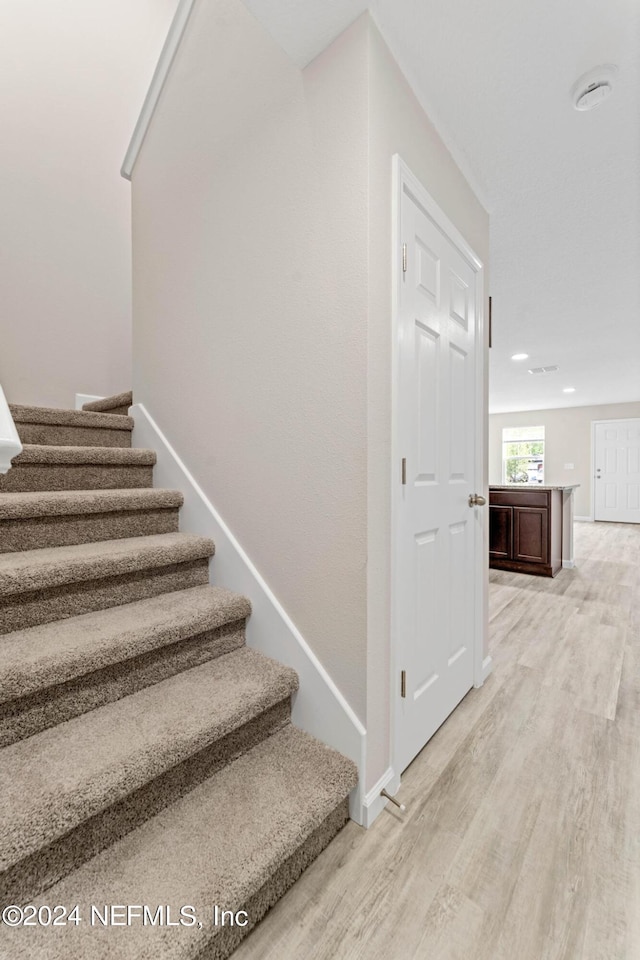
489, 505, 512, 560
489, 487, 562, 577
513, 506, 548, 564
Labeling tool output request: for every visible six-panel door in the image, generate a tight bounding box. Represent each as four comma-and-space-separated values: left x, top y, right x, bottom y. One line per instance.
395, 176, 481, 775
594, 419, 640, 523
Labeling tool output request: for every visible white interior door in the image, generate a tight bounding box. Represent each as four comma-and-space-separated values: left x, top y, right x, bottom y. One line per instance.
593, 419, 640, 523
394, 161, 484, 776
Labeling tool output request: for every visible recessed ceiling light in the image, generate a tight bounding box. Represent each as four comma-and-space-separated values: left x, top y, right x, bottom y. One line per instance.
511, 353, 529, 361
563, 387, 576, 393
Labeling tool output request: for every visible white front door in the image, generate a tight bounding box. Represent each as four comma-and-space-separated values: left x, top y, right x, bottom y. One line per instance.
394, 160, 485, 775
594, 419, 640, 523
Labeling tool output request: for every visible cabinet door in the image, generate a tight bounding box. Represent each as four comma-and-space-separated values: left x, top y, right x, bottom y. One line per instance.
513, 506, 548, 564
489, 505, 512, 559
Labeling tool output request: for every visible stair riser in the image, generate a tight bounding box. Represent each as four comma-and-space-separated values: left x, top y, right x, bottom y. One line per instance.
209, 799, 350, 960
0, 508, 180, 552
99, 404, 129, 416
0, 463, 154, 492
0, 559, 210, 634
0, 620, 247, 746
1, 700, 292, 905
14, 423, 132, 448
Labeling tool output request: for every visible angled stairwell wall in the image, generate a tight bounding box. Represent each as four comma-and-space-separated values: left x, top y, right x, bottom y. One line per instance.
132, 403, 367, 822
132, 0, 372, 801
129, 0, 490, 819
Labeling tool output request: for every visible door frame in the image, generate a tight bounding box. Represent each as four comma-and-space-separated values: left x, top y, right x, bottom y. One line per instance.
591, 417, 640, 522
390, 155, 489, 782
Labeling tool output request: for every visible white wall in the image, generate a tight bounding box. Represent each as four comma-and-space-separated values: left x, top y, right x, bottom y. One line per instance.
133, 0, 370, 721
489, 401, 640, 518
0, 0, 177, 408
131, 0, 489, 794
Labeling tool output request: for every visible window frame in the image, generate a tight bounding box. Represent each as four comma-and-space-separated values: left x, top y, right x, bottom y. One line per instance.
501, 426, 545, 485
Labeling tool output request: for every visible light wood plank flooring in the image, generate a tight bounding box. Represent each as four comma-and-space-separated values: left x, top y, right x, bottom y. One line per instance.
235, 521, 640, 960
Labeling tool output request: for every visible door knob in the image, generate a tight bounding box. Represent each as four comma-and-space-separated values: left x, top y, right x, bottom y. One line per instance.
468, 493, 487, 507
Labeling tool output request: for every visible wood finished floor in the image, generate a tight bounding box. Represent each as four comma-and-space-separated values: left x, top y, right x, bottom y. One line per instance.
233, 521, 640, 960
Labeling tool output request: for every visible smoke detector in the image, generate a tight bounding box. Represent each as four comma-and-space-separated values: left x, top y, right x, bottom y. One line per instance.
571, 65, 617, 111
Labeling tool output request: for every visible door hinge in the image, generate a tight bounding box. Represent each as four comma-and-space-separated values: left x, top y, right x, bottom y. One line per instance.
401, 670, 407, 698
488, 295, 492, 348
401, 457, 407, 485
402, 243, 407, 274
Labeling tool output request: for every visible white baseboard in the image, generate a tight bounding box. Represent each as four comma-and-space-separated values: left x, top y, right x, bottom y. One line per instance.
362, 768, 402, 828
75, 393, 104, 410
562, 560, 576, 569
130, 404, 368, 825
574, 516, 594, 523
474, 654, 493, 689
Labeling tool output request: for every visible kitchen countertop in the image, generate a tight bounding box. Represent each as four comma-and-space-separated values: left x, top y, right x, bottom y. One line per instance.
489, 484, 580, 491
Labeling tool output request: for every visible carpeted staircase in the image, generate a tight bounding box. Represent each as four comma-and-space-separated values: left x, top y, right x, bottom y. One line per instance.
0, 393, 357, 960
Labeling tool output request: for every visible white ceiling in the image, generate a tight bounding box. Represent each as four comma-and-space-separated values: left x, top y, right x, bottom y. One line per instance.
242, 0, 640, 413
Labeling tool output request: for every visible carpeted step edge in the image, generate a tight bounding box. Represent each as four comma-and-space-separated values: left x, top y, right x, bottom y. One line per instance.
0, 499, 182, 554
0, 532, 214, 597
212, 798, 350, 960
0, 489, 183, 520
82, 391, 132, 414
10, 444, 155, 465
0, 585, 250, 705
9, 405, 134, 431
0, 616, 248, 748
0, 649, 299, 874
2, 700, 293, 906
0, 725, 357, 960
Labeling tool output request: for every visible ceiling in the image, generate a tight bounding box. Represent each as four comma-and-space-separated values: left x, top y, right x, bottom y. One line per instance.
242, 0, 640, 413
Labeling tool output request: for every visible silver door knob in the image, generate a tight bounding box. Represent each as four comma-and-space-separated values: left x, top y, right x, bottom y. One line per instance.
469, 494, 487, 507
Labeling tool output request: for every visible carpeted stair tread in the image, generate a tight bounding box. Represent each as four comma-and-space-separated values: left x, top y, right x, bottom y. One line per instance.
2, 724, 357, 960
9, 405, 134, 431
0, 648, 299, 873
0, 584, 251, 705
9, 444, 155, 466
0, 446, 156, 494
9, 405, 134, 449
0, 488, 183, 520
0, 532, 214, 597
0, 489, 184, 555
82, 391, 133, 414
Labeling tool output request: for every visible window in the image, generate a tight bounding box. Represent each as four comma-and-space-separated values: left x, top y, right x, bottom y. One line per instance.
502, 425, 545, 484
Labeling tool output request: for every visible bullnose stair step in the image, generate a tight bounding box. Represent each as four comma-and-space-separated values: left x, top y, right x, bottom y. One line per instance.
0, 584, 251, 746
0, 648, 299, 905
0, 488, 184, 551
82, 391, 133, 416
1, 724, 358, 960
0, 532, 215, 634
0, 445, 156, 493
9, 405, 134, 448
